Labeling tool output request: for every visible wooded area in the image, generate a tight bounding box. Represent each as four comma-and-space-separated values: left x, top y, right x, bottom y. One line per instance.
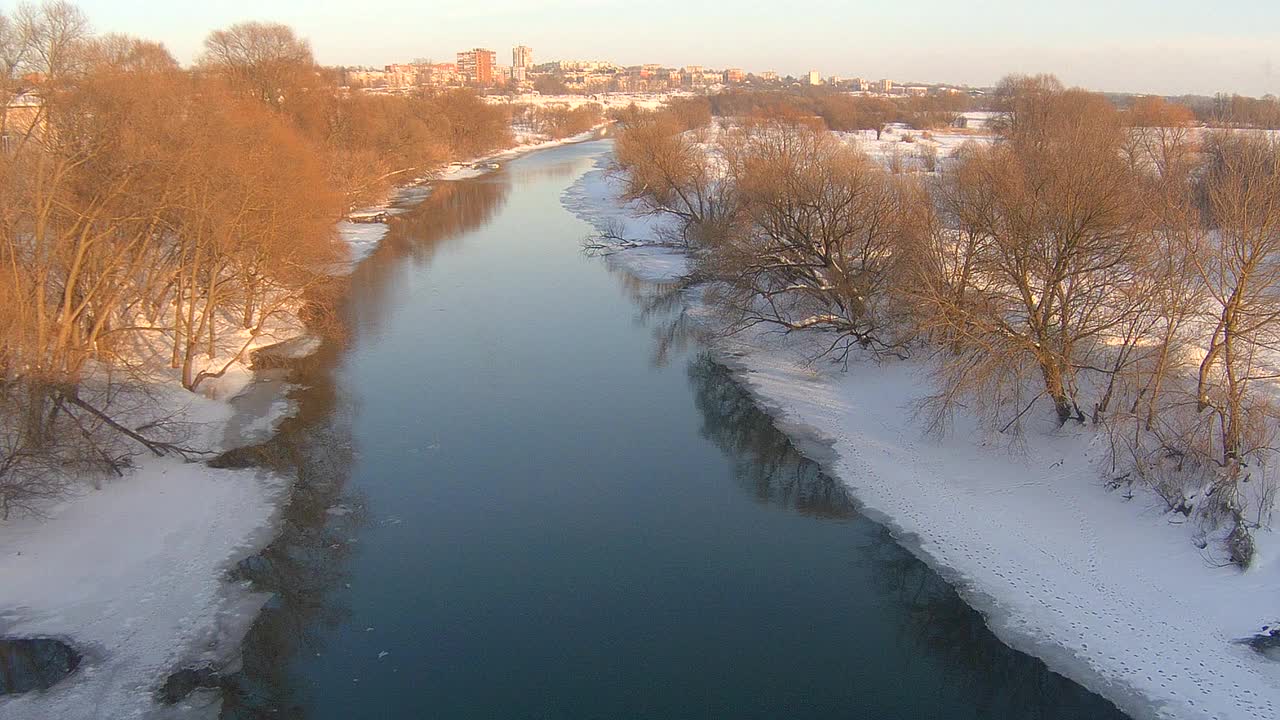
0, 2, 512, 517
613, 75, 1280, 566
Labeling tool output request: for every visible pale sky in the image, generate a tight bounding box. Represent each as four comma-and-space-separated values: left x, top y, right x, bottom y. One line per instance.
65, 0, 1280, 96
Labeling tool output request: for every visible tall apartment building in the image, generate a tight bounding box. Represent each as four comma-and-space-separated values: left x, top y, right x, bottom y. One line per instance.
807, 70, 822, 86
511, 45, 533, 83
513, 45, 533, 70
457, 48, 497, 86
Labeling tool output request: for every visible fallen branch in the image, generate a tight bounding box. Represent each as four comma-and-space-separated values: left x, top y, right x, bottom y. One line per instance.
59, 391, 213, 461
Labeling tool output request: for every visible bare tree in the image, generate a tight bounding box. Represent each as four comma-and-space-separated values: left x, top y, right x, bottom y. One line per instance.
706, 124, 919, 361
611, 105, 737, 248
909, 79, 1156, 429
15, 1, 89, 85
1180, 133, 1280, 557
198, 21, 315, 107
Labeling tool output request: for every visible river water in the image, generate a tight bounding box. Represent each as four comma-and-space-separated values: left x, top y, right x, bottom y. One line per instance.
218, 140, 1129, 719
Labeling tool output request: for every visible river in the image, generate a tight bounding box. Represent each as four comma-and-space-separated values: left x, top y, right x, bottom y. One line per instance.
215, 140, 1129, 719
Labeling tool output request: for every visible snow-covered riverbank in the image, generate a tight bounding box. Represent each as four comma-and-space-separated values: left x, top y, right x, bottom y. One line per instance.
0, 363, 299, 719
563, 151, 1280, 720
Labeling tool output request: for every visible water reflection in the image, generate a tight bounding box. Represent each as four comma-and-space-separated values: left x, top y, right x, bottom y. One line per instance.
611, 271, 705, 368
605, 231, 1122, 717
684, 351, 1126, 719
344, 178, 511, 344
853, 522, 1124, 719
688, 354, 854, 518
216, 174, 511, 719
214, 143, 1128, 719
212, 342, 361, 718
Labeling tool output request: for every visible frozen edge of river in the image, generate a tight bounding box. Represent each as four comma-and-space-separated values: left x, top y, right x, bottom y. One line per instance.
562, 150, 1280, 720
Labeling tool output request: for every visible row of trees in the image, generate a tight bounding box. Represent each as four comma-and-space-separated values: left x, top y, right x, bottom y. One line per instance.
613, 75, 1280, 566
1177, 93, 1280, 130
0, 3, 514, 517
512, 102, 604, 140
708, 89, 971, 136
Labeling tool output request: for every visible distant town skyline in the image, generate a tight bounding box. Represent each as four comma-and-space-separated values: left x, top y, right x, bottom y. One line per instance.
72, 0, 1280, 97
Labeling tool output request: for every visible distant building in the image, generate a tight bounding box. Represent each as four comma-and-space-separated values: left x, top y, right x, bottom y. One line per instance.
557, 59, 617, 72
877, 78, 893, 94
724, 68, 745, 84
904, 86, 929, 97
2, 91, 43, 153
512, 45, 533, 71
760, 70, 778, 82
344, 68, 388, 87
807, 70, 822, 86
384, 63, 418, 87
420, 63, 460, 87
457, 48, 497, 86
620, 64, 672, 91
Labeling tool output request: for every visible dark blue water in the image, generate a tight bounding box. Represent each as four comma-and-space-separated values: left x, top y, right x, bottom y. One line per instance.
221, 141, 1128, 719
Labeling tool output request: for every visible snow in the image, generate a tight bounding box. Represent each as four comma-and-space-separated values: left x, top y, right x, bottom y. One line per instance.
1, 263, 317, 719
833, 123, 994, 174
336, 219, 390, 269
561, 153, 690, 283
0, 381, 289, 720
564, 146, 1280, 720
602, 245, 690, 283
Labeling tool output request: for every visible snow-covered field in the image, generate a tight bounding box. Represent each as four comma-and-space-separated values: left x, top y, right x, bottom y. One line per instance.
835, 120, 994, 173
563, 152, 1280, 720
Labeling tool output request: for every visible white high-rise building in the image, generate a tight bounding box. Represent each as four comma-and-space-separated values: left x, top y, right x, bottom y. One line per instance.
807, 70, 822, 86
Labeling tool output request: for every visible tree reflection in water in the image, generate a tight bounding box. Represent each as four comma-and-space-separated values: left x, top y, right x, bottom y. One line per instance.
611, 270, 707, 368
686, 351, 1127, 719
214, 341, 363, 719
344, 178, 511, 345
688, 354, 854, 518
217, 174, 512, 719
